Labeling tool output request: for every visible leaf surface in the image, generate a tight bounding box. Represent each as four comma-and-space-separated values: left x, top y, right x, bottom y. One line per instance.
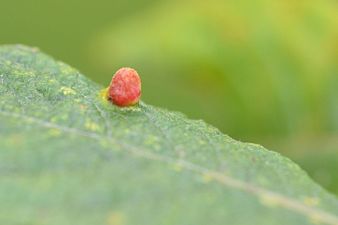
0, 45, 337, 225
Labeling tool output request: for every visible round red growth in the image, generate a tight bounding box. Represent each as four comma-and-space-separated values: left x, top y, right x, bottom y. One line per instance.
107, 67, 141, 107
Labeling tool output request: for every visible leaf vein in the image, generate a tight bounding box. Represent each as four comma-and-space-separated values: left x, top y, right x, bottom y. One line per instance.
0, 109, 337, 225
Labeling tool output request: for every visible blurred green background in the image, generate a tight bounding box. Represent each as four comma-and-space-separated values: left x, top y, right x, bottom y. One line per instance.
1, 0, 337, 194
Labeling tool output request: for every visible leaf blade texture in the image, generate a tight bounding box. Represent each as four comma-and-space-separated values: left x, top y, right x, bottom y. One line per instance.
0, 45, 337, 225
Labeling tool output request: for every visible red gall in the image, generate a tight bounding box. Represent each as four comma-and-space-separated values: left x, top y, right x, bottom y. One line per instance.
107, 67, 141, 107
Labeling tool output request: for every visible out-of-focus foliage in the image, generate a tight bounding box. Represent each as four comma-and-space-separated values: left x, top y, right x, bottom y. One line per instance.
91, 0, 338, 139
0, 0, 337, 193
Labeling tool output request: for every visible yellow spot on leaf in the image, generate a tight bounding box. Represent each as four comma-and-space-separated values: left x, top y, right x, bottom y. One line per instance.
99, 139, 108, 147
123, 128, 130, 134
144, 135, 161, 151
79, 104, 87, 111
173, 163, 183, 172
202, 173, 213, 183
48, 79, 57, 84
144, 135, 159, 145
198, 140, 206, 145
48, 128, 61, 137
85, 120, 100, 131
259, 193, 279, 208
7, 134, 23, 146
60, 86, 76, 95
107, 211, 125, 225
100, 88, 109, 101
303, 197, 320, 207
120, 106, 141, 112
308, 213, 323, 225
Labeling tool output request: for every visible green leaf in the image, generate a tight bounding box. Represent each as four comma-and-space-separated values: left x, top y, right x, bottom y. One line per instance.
0, 45, 337, 225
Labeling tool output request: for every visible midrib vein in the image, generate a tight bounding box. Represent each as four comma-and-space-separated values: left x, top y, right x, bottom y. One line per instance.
0, 109, 337, 225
